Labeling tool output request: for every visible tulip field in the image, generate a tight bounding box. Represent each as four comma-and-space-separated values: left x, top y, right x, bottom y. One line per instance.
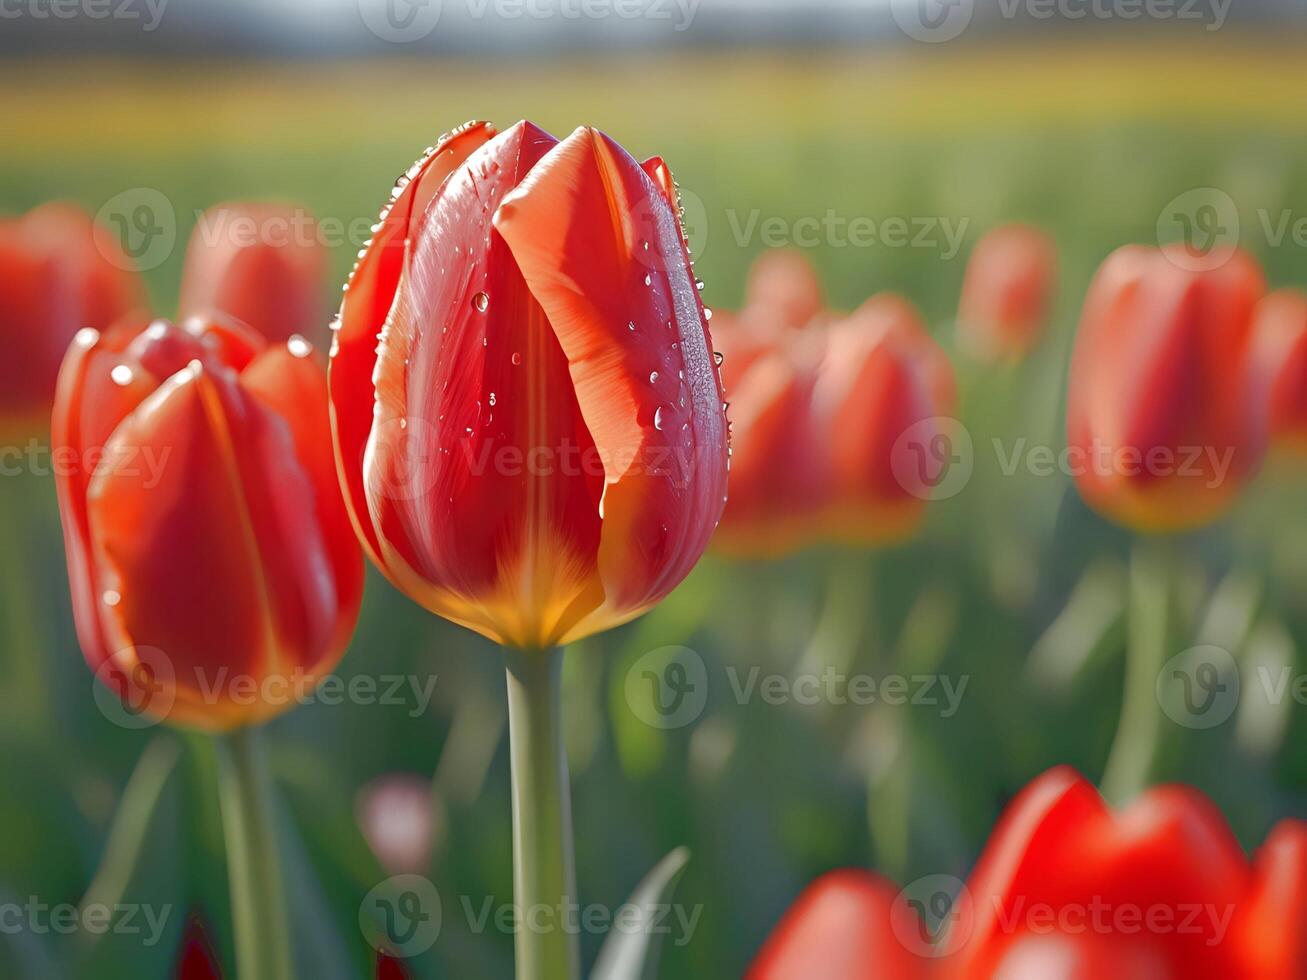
5, 34, 1307, 980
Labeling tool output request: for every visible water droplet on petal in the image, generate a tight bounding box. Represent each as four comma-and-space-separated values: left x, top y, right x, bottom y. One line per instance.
644, 274, 652, 287
704, 308, 714, 321
713, 351, 725, 366
473, 292, 490, 312
102, 590, 121, 607
287, 334, 313, 358
511, 352, 522, 366
110, 365, 134, 387
649, 371, 659, 384
489, 392, 497, 406
654, 406, 665, 431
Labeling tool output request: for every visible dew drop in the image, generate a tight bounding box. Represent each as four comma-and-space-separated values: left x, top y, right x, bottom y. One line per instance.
649, 371, 659, 384
473, 291, 490, 313
704, 308, 714, 321
644, 274, 653, 287
489, 392, 497, 406
287, 334, 313, 358
110, 364, 133, 387
713, 351, 725, 366
627, 320, 636, 332
654, 406, 665, 431
102, 589, 121, 607
511, 352, 522, 366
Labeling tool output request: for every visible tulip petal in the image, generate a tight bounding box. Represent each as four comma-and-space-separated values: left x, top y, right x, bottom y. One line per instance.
330, 121, 497, 571
494, 126, 729, 638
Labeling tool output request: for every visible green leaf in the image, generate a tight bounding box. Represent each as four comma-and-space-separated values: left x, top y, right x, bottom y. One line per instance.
590, 847, 691, 980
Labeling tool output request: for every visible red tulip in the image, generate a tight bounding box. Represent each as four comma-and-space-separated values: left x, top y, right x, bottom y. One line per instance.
54, 313, 363, 730
0, 202, 146, 436
329, 120, 729, 649
957, 224, 1057, 362
175, 913, 223, 980
748, 869, 927, 980
179, 202, 329, 345
749, 768, 1307, 979
1066, 245, 1266, 532
1251, 289, 1307, 452
813, 294, 956, 545
744, 248, 825, 330
712, 324, 826, 557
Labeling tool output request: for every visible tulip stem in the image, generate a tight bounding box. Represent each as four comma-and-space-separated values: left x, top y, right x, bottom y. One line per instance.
505, 647, 579, 980
216, 726, 293, 980
1102, 538, 1176, 806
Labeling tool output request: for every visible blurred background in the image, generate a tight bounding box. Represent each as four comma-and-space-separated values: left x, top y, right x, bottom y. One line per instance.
5, 0, 1307, 976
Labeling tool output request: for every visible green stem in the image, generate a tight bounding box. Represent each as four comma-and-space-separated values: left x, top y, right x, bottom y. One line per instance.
505, 648, 579, 980
1102, 538, 1176, 806
215, 726, 293, 980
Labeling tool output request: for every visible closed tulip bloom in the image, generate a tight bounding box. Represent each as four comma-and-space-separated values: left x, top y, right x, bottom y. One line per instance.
750, 768, 1307, 979
0, 202, 146, 435
1066, 245, 1266, 532
958, 224, 1057, 361
813, 294, 956, 545
1251, 289, 1307, 452
330, 120, 729, 650
54, 314, 363, 730
179, 202, 329, 345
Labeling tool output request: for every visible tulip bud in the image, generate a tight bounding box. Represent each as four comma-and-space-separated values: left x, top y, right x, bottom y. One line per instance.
957, 223, 1057, 362
1066, 245, 1266, 532
54, 314, 363, 730
329, 121, 729, 650
179, 202, 329, 346
1250, 289, 1307, 453
813, 294, 956, 545
0, 203, 146, 437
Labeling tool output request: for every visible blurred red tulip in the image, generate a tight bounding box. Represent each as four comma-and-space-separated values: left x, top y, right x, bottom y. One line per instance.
1251, 289, 1307, 452
748, 869, 927, 980
744, 248, 825, 330
750, 768, 1307, 979
329, 120, 729, 649
958, 224, 1058, 362
813, 294, 956, 545
0, 202, 146, 437
54, 313, 363, 730
376, 952, 411, 980
179, 202, 329, 345
1066, 245, 1266, 532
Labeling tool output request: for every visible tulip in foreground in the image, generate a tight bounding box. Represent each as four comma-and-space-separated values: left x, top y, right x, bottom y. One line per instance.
957, 224, 1058, 362
54, 311, 363, 979
750, 768, 1307, 979
179, 201, 330, 345
330, 120, 729, 979
0, 202, 145, 437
